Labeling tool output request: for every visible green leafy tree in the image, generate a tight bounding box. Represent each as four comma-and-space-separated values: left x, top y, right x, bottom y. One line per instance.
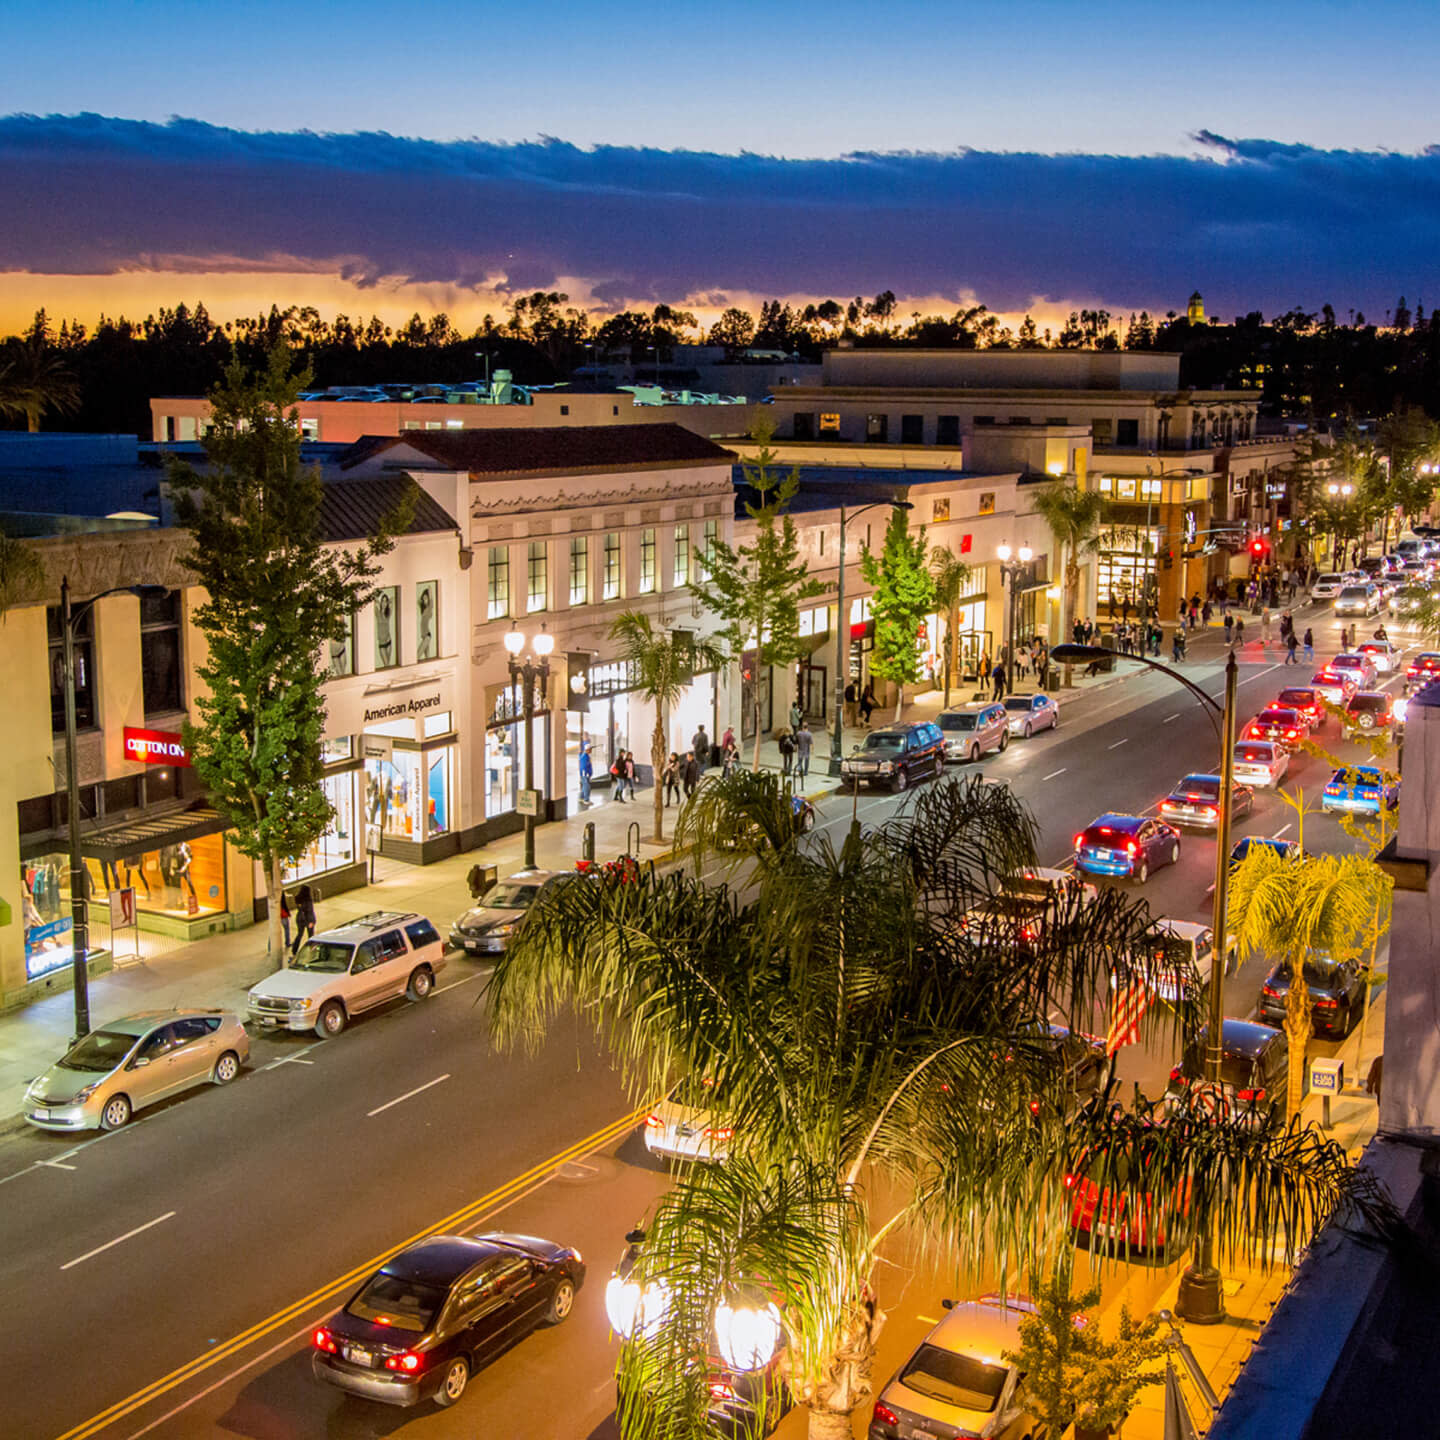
1031, 480, 1107, 684
861, 508, 936, 721
167, 348, 400, 961
607, 612, 725, 844
691, 422, 822, 770
489, 772, 1382, 1440
929, 545, 973, 707
1378, 407, 1440, 544
706, 307, 755, 352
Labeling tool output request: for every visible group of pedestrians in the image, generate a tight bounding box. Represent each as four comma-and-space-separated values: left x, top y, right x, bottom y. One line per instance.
843, 679, 879, 726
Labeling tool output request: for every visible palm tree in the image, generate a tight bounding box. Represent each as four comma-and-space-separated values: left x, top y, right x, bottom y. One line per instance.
1228, 847, 1391, 1125
1030, 481, 1107, 683
489, 773, 1377, 1439
0, 340, 81, 432
608, 611, 725, 844
929, 545, 972, 708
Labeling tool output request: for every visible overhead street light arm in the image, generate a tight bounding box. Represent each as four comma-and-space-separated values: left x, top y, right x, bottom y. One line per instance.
1049, 643, 1222, 744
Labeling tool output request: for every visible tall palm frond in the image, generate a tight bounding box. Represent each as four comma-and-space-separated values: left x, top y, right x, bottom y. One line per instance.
0, 340, 81, 432
1029, 481, 1107, 673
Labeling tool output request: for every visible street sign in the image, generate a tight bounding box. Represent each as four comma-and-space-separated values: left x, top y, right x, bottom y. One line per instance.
517, 788, 541, 817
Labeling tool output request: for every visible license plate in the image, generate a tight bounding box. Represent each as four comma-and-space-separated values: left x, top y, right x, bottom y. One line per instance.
257, 1017, 279, 1028
911, 1428, 938, 1440
344, 1344, 372, 1366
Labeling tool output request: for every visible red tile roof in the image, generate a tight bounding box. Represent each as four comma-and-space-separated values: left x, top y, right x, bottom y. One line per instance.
339, 424, 735, 477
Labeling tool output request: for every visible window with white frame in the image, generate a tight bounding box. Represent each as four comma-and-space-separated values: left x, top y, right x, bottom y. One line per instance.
698, 519, 718, 581
673, 524, 690, 587
487, 546, 510, 621
569, 535, 589, 606
798, 605, 830, 638
527, 541, 548, 613
603, 532, 621, 600
639, 528, 656, 594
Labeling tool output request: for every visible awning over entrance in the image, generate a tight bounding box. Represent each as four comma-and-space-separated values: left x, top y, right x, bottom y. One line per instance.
78, 806, 228, 864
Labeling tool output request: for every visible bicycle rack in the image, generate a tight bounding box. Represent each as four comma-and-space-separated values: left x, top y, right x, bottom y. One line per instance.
626, 821, 641, 858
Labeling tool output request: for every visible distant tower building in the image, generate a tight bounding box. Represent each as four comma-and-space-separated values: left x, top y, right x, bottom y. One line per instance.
1187, 291, 1206, 325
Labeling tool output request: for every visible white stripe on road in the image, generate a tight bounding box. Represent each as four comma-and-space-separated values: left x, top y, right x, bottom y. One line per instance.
37, 1159, 77, 1170
367, 1074, 450, 1117
1275, 823, 1292, 837
436, 970, 487, 993
61, 1211, 176, 1270
1108, 738, 1129, 749
1042, 768, 1067, 781
1162, 713, 1181, 723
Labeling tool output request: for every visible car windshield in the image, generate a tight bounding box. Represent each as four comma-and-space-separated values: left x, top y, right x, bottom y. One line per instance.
1316, 574, 1341, 585
864, 734, 906, 752
939, 714, 977, 731
1232, 838, 1293, 862
292, 941, 354, 973
1174, 777, 1220, 800
346, 1270, 447, 1333
1278, 689, 1315, 707
59, 1029, 136, 1072
1333, 657, 1363, 670
1338, 587, 1369, 599
485, 883, 543, 910
1235, 745, 1272, 763
1333, 767, 1381, 785
1003, 698, 1034, 712
900, 1343, 1008, 1412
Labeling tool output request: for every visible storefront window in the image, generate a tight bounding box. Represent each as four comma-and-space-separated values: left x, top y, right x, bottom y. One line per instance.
108, 833, 228, 919
364, 746, 453, 841
285, 771, 358, 884
21, 855, 74, 980
485, 716, 547, 817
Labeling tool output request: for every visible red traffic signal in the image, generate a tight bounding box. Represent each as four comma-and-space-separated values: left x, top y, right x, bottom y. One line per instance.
1250, 538, 1268, 557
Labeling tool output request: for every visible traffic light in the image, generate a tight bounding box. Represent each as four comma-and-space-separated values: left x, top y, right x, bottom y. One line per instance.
1250, 537, 1269, 560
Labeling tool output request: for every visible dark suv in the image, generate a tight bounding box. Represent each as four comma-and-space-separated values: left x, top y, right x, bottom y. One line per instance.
841, 721, 945, 792
1166, 1019, 1288, 1126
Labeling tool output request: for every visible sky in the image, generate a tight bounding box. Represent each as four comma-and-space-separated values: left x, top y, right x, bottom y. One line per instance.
2, 0, 1439, 334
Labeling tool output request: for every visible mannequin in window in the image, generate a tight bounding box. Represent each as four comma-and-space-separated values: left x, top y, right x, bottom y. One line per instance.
175, 842, 197, 903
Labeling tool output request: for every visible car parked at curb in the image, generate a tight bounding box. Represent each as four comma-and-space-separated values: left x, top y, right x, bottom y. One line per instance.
1066, 1133, 1193, 1265
1159, 773, 1254, 829
451, 870, 570, 956
869, 1294, 1038, 1440
248, 911, 446, 1037
643, 1075, 733, 1164
1074, 814, 1181, 884
843, 721, 947, 791
1002, 692, 1059, 738
1166, 1019, 1288, 1127
24, 1009, 250, 1132
312, 1233, 584, 1410
1124, 919, 1219, 1004
1259, 954, 1366, 1038
937, 704, 1009, 763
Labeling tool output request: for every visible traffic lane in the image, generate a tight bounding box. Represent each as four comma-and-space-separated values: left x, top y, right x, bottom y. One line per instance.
0, 969, 632, 1440
133, 1132, 671, 1440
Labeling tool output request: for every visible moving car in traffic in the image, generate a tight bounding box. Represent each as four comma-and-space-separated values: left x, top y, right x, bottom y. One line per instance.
1330, 652, 1378, 690
1343, 691, 1396, 738
1310, 668, 1359, 706
1258, 954, 1366, 1038
1073, 814, 1181, 885
24, 1009, 249, 1132
1333, 582, 1382, 618
1159, 773, 1254, 829
869, 1294, 1038, 1440
1230, 835, 1303, 866
1404, 652, 1440, 693
1241, 707, 1307, 750
248, 911, 445, 1036
1355, 638, 1399, 674
312, 1233, 584, 1409
451, 870, 568, 956
1231, 739, 1289, 789
1274, 686, 1325, 728
1321, 765, 1400, 816
1126, 919, 1219, 1004
643, 1075, 733, 1163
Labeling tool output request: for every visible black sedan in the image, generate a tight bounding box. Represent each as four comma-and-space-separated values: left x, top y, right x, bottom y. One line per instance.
1159, 773, 1255, 830
1259, 955, 1366, 1037
312, 1232, 584, 1409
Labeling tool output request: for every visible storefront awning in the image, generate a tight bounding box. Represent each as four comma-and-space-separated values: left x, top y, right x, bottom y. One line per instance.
77, 806, 228, 864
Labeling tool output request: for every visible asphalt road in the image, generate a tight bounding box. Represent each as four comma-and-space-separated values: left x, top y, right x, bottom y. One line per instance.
0, 599, 1399, 1440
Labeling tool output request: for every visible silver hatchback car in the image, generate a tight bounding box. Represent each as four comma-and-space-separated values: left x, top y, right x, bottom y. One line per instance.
24, 1009, 250, 1132
937, 702, 1010, 763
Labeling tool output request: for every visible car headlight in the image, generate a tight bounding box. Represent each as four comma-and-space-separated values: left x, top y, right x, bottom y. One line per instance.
878, 761, 894, 773
289, 997, 316, 1011
492, 921, 517, 936
71, 1083, 100, 1103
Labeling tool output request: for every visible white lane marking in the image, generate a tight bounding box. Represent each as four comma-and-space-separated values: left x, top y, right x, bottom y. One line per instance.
1108, 738, 1129, 749
1237, 663, 1284, 687
263, 1056, 315, 1070
1275, 823, 1293, 837
436, 971, 487, 993
37, 1159, 77, 1170
1042, 768, 1067, 781
1162, 713, 1181, 723
367, 1074, 450, 1118
61, 1211, 176, 1270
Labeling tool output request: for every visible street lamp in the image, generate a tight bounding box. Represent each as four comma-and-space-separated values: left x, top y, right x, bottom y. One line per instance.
1327, 482, 1356, 568
503, 621, 554, 869
1052, 642, 1238, 1323
59, 577, 170, 1042
996, 544, 1034, 691
828, 499, 913, 776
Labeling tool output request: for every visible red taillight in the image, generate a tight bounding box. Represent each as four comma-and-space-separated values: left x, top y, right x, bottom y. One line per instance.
1201, 805, 1217, 817
1028, 1098, 1041, 1115
1263, 982, 1280, 997
1074, 833, 1085, 849
703, 1126, 734, 1142
644, 1113, 663, 1128
1126, 840, 1138, 854
1286, 729, 1297, 738
872, 1401, 900, 1427
1236, 1088, 1266, 1104
313, 1327, 338, 1354
384, 1351, 424, 1373
1315, 997, 1337, 1008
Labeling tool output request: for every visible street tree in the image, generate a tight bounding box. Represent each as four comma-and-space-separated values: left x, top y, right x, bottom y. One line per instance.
691, 423, 821, 770
1031, 480, 1108, 684
1227, 847, 1391, 1125
607, 611, 725, 845
707, 307, 755, 352
860, 507, 936, 721
488, 772, 1382, 1440
167, 348, 400, 961
1378, 407, 1440, 543
929, 545, 973, 707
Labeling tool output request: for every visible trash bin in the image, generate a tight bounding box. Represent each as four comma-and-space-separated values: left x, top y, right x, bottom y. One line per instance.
1095, 633, 1117, 673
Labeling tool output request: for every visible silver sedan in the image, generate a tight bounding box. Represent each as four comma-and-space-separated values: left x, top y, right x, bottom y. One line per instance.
1003, 693, 1059, 738
23, 1009, 250, 1131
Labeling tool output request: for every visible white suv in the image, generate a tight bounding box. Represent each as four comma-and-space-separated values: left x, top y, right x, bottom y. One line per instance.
248, 911, 447, 1037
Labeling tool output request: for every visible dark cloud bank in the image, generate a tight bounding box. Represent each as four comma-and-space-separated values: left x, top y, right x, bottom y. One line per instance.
2, 114, 1438, 315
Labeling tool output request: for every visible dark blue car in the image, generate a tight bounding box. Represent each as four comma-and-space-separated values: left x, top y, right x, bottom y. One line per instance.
1230, 836, 1303, 866
1073, 813, 1181, 884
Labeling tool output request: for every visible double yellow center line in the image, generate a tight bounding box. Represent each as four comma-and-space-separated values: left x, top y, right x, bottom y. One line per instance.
55, 1105, 647, 1440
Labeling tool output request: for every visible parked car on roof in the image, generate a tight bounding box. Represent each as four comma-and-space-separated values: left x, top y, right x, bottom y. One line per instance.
24, 1009, 249, 1132
936, 704, 1009, 763
1001, 692, 1059, 738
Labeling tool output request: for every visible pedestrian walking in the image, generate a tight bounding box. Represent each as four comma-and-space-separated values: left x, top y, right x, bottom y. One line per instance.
278, 889, 292, 952
860, 680, 877, 724
1201, 600, 1213, 628
992, 659, 1008, 699
623, 750, 637, 800
1285, 631, 1299, 665
794, 721, 813, 781
1172, 629, 1186, 663
843, 680, 857, 728
692, 725, 711, 771
663, 752, 681, 806
778, 728, 795, 776
1234, 617, 1246, 646
1366, 1053, 1384, 1103
578, 742, 593, 807
1303, 627, 1314, 663
609, 752, 626, 801
290, 883, 317, 957
1223, 613, 1234, 645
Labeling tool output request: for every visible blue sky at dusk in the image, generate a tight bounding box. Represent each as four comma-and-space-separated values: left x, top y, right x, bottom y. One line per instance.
2, 0, 1439, 329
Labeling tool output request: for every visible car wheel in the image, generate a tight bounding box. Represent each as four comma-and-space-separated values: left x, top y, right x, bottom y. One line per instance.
1135, 859, 1149, 884
406, 966, 434, 1001
435, 1357, 470, 1408
546, 1277, 576, 1324
1023, 722, 1032, 739
316, 1001, 346, 1038
999, 730, 1009, 751
100, 1094, 132, 1131
212, 1050, 241, 1085
1169, 841, 1180, 865
892, 768, 908, 793
969, 742, 980, 763
800, 807, 816, 832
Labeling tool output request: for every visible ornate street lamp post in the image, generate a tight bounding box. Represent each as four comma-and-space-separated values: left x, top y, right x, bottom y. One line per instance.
503, 622, 554, 870
996, 543, 1034, 691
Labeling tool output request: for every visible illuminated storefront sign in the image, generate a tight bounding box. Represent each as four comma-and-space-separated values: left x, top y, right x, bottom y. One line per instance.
122, 727, 191, 766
